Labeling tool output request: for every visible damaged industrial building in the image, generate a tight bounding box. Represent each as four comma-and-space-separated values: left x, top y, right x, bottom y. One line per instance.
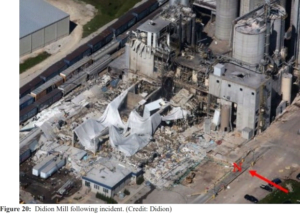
19, 0, 300, 203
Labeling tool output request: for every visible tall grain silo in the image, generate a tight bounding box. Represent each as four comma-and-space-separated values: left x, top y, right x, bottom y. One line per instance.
240, 0, 265, 16
180, 0, 190, 7
169, 0, 178, 6
215, 0, 238, 41
233, 19, 266, 65
281, 73, 293, 104
269, 4, 286, 55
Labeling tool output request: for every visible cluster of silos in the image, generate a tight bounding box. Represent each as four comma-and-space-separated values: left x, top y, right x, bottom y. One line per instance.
233, 18, 266, 65
160, 1, 196, 46
269, 4, 286, 55
240, 0, 286, 16
215, 0, 238, 41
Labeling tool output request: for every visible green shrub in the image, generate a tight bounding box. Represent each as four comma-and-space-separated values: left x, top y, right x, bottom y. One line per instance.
96, 192, 118, 204
137, 176, 144, 185
124, 189, 130, 195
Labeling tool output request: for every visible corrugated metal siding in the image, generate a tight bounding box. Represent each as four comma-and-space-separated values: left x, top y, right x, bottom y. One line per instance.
44, 23, 56, 45
57, 17, 69, 39
20, 35, 32, 56
31, 29, 45, 51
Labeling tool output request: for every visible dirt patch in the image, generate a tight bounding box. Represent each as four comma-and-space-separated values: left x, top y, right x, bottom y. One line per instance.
185, 160, 228, 194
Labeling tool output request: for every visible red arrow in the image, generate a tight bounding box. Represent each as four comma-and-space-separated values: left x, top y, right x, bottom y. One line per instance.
249, 170, 289, 193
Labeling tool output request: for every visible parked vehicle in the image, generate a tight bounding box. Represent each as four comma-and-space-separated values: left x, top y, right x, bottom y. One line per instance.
269, 178, 282, 187
244, 194, 258, 203
260, 184, 273, 192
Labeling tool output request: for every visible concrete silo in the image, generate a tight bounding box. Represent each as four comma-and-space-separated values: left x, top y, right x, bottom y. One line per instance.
240, 0, 265, 16
215, 0, 238, 41
233, 18, 266, 65
281, 73, 293, 104
269, 4, 286, 55
180, 0, 190, 7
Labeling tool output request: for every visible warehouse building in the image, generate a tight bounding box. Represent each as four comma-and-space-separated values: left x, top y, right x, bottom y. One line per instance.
82, 159, 142, 197
20, 0, 70, 56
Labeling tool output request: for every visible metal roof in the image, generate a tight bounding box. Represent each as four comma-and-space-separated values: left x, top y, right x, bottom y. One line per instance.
137, 18, 171, 34
31, 75, 63, 95
20, 0, 69, 38
83, 159, 141, 189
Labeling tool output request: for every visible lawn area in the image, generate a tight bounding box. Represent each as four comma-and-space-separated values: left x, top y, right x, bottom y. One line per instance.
259, 179, 300, 204
20, 52, 51, 74
79, 0, 142, 38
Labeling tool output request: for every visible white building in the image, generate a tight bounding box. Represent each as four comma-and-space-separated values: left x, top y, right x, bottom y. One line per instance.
82, 160, 142, 197
20, 0, 70, 56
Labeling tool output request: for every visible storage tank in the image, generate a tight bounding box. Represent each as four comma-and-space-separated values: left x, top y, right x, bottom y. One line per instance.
169, 0, 178, 6
220, 105, 231, 132
240, 0, 265, 16
233, 19, 266, 65
281, 73, 293, 104
269, 4, 286, 55
215, 0, 238, 41
180, 0, 189, 7
280, 0, 286, 7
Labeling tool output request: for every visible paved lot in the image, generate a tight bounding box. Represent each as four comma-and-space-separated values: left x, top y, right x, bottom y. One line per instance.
207, 99, 300, 204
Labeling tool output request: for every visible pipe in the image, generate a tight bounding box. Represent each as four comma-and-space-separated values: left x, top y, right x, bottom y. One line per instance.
265, 4, 271, 58
179, 14, 183, 52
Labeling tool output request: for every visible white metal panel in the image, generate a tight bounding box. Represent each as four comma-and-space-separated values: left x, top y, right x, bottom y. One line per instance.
57, 17, 69, 39
31, 28, 45, 51
44, 23, 56, 45
20, 35, 31, 56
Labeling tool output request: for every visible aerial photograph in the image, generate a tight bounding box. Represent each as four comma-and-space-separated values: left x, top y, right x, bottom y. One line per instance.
19, 0, 300, 205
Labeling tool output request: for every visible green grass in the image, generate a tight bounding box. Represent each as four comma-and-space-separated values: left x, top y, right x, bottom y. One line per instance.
79, 0, 142, 38
259, 179, 300, 204
20, 52, 51, 74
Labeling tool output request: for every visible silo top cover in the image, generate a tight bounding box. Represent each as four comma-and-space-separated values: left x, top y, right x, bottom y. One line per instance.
235, 19, 266, 35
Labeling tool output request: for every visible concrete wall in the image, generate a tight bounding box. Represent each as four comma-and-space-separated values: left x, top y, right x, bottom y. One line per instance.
82, 179, 113, 197
20, 16, 69, 56
209, 73, 272, 133
129, 44, 156, 78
